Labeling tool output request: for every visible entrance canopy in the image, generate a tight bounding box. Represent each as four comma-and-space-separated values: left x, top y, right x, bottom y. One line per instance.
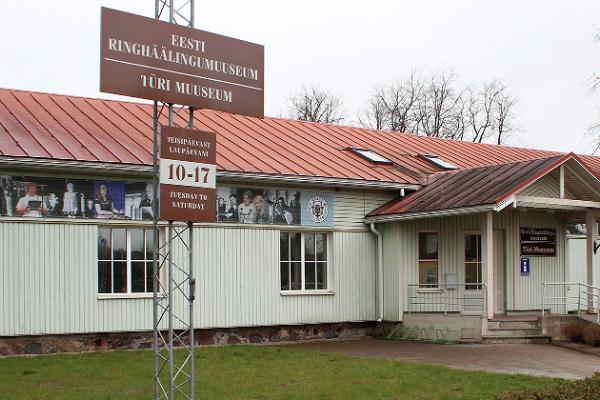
366, 153, 600, 222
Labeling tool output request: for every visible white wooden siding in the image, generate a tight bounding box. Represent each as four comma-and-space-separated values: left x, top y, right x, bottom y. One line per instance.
396, 211, 567, 315
334, 190, 397, 229
519, 170, 567, 198
0, 221, 377, 336
566, 236, 600, 294
501, 212, 565, 312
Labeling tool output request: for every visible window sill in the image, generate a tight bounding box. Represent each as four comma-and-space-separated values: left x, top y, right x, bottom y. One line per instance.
280, 290, 335, 296
97, 293, 163, 300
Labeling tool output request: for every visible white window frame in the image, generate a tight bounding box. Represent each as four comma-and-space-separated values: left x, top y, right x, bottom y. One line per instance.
97, 226, 157, 299
463, 231, 483, 291
279, 231, 333, 295
417, 230, 440, 289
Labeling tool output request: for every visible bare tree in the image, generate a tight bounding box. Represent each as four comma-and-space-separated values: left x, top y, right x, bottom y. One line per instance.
588, 30, 600, 153
493, 89, 518, 145
359, 71, 517, 144
288, 85, 345, 124
359, 73, 423, 132
415, 71, 466, 139
357, 94, 388, 130
467, 80, 517, 145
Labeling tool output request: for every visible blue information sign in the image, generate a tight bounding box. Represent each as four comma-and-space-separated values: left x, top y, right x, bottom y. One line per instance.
520, 257, 530, 276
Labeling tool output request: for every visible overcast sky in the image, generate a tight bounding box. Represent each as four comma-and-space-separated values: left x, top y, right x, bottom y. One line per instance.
1, 0, 600, 154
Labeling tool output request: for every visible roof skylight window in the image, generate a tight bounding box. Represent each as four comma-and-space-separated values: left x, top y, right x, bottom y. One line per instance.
421, 154, 459, 170
350, 148, 393, 164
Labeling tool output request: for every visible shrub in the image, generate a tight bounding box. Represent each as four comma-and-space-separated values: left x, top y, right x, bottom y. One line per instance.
583, 325, 600, 347
495, 372, 600, 400
561, 320, 585, 343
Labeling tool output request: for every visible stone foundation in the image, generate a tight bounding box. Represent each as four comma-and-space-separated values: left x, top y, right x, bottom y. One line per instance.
0, 322, 379, 356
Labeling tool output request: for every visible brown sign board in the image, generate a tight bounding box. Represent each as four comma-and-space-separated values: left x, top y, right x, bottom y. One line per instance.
520, 227, 556, 257
521, 243, 556, 257
100, 7, 264, 118
159, 126, 216, 222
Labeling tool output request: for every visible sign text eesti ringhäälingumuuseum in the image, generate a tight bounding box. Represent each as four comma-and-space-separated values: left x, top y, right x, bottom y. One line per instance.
100, 7, 264, 118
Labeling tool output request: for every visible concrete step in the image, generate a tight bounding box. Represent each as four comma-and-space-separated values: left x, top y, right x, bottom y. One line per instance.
487, 320, 540, 330
482, 335, 551, 344
485, 328, 542, 337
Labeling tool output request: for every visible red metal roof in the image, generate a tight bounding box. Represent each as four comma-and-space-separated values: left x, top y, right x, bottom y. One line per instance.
368, 156, 566, 217
0, 87, 595, 187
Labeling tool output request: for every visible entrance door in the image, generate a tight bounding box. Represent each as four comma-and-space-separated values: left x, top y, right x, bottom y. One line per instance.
493, 231, 506, 314
463, 233, 484, 314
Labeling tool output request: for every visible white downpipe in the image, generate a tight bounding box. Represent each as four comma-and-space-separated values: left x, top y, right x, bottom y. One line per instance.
370, 223, 384, 322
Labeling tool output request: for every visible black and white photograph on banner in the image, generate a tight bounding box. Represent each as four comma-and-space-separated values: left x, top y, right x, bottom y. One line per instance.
216, 187, 301, 225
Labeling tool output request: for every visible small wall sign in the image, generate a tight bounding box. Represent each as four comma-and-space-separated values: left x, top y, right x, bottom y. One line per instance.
520, 227, 556, 257
520, 257, 530, 276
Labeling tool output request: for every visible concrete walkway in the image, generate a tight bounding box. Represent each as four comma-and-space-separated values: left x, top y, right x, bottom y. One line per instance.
289, 339, 600, 379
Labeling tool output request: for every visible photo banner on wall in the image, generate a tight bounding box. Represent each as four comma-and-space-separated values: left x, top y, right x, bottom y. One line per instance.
216, 187, 334, 227
0, 175, 154, 220
0, 176, 335, 228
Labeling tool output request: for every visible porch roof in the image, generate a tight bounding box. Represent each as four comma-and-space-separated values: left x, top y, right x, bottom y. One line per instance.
366, 153, 600, 222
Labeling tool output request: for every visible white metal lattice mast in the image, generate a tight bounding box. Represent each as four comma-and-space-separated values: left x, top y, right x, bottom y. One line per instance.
152, 1, 196, 400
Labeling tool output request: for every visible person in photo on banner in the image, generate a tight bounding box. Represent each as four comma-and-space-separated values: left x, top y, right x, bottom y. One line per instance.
289, 192, 301, 223
0, 176, 10, 216
94, 184, 121, 218
0, 177, 8, 216
62, 182, 79, 217
225, 194, 238, 222
238, 190, 256, 223
253, 194, 271, 224
139, 183, 154, 220
15, 181, 48, 217
273, 196, 292, 225
216, 196, 227, 221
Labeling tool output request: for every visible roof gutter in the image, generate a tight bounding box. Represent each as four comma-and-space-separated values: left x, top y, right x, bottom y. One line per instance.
365, 204, 496, 223
0, 156, 152, 178
0, 156, 421, 191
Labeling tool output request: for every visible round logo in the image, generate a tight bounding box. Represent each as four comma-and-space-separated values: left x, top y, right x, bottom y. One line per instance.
307, 195, 328, 223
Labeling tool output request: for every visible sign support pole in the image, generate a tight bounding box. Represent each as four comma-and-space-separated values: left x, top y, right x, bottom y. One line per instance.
152, 2, 196, 400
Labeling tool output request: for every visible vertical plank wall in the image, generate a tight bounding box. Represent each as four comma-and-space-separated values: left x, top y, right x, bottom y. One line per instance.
395, 211, 568, 315
0, 188, 388, 336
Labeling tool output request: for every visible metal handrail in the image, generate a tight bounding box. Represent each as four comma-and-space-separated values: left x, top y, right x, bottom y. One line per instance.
541, 282, 600, 332
407, 283, 487, 316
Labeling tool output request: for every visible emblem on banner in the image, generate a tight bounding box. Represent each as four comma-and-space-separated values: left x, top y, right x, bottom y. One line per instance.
306, 194, 328, 223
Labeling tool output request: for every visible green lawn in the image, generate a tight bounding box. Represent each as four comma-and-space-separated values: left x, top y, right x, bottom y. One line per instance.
0, 345, 561, 400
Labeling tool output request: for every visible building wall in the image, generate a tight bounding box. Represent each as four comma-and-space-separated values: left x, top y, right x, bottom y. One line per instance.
0, 187, 392, 337
500, 211, 566, 312
395, 211, 567, 315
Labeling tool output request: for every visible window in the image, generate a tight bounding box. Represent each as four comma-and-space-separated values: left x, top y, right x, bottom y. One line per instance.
421, 154, 459, 170
464, 233, 482, 290
418, 232, 439, 287
280, 232, 328, 291
98, 227, 154, 294
349, 148, 393, 164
